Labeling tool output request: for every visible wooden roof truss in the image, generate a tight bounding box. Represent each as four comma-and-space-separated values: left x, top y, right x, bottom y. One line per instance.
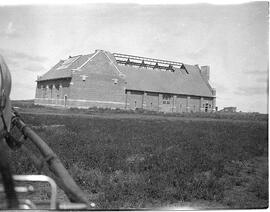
113, 53, 185, 72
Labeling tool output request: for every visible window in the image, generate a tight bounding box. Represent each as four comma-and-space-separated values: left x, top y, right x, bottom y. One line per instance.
205, 103, 209, 112
162, 94, 171, 104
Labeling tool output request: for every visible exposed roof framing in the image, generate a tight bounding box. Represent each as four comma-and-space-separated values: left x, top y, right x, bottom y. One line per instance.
113, 52, 184, 71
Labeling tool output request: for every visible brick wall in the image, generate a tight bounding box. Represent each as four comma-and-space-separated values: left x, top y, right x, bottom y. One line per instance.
145, 92, 159, 111
175, 95, 188, 113
34, 51, 215, 112
127, 90, 143, 110
189, 96, 201, 112
68, 52, 126, 109
125, 90, 215, 113
201, 97, 215, 112
159, 94, 173, 112
34, 78, 71, 106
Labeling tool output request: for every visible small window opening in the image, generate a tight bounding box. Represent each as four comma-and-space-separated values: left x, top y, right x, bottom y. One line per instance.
163, 94, 171, 104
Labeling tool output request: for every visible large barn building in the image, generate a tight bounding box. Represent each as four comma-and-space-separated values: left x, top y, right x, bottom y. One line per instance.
35, 49, 216, 113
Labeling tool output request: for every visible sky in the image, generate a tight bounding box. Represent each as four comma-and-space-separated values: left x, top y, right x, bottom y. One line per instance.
0, 1, 268, 113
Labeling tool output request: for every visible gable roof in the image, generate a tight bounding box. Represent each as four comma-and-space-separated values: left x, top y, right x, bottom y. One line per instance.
37, 53, 95, 81
117, 62, 214, 97
107, 51, 214, 97
37, 50, 214, 98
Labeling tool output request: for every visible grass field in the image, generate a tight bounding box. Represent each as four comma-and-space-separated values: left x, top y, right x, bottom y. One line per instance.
8, 103, 268, 209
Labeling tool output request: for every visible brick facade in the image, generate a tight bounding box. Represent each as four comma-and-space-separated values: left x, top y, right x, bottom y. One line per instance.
34, 50, 216, 112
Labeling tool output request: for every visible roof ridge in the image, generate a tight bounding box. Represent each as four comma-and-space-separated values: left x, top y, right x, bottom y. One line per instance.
113, 52, 183, 67
102, 51, 125, 77
73, 51, 100, 70
67, 54, 82, 58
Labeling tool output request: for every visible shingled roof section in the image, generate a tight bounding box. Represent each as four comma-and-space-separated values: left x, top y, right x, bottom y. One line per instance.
106, 51, 214, 97
37, 53, 94, 81
116, 63, 214, 97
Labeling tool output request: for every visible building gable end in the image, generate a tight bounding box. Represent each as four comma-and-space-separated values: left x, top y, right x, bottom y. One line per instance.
75, 51, 124, 82
73, 50, 101, 71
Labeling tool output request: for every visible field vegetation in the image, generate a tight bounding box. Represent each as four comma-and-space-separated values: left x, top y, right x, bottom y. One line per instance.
8, 101, 268, 209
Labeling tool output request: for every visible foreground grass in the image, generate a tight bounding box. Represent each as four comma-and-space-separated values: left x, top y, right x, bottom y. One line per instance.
9, 112, 268, 209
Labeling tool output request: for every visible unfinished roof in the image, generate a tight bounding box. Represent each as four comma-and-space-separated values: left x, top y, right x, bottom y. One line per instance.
37, 50, 214, 97
118, 62, 214, 97
111, 52, 214, 97
114, 53, 183, 70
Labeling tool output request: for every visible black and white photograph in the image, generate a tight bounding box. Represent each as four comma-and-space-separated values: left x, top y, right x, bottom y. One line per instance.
0, 0, 268, 210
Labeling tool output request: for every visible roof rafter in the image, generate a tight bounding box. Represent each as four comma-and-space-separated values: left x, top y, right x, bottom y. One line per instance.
113, 53, 183, 67
113, 52, 187, 73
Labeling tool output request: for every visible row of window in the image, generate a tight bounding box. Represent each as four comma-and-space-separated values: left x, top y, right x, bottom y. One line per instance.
132, 101, 212, 110
162, 100, 212, 108
40, 86, 61, 98
38, 85, 62, 89
203, 103, 212, 108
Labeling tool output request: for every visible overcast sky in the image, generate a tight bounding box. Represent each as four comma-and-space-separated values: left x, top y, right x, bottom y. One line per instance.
0, 2, 268, 113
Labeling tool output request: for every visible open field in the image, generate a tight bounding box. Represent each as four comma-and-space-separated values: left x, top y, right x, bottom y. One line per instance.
8, 102, 268, 209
